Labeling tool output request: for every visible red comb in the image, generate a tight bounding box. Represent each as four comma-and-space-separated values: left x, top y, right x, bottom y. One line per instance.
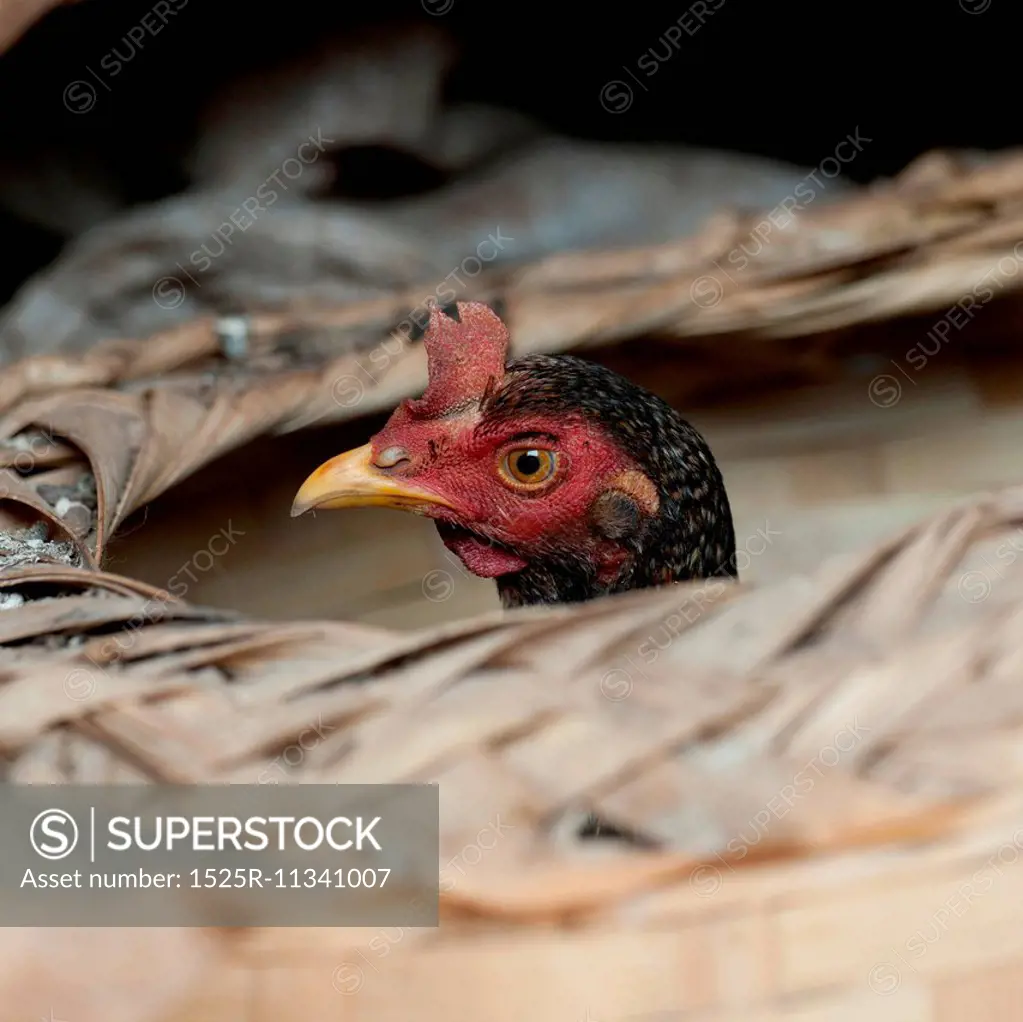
400, 301, 509, 419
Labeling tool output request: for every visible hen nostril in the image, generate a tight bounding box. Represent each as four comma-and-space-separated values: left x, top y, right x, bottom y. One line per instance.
374, 445, 411, 469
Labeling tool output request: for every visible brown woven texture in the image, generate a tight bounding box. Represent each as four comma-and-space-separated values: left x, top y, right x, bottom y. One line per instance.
3, 150, 1023, 1019
2, 147, 1023, 416
4, 481, 1023, 874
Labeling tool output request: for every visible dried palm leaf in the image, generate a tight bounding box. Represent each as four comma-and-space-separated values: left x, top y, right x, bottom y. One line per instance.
2, 150, 1023, 1021
1, 484, 1023, 1017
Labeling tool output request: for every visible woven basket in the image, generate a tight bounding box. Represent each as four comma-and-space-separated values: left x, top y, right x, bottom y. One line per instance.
3, 153, 1023, 1021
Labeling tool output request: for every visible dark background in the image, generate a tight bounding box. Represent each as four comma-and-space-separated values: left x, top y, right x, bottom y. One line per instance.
0, 0, 1014, 302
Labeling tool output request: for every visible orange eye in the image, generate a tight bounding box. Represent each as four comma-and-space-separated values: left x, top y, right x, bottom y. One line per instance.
498, 448, 558, 489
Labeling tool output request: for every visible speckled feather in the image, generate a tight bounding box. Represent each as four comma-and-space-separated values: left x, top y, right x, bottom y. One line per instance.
481, 353, 737, 608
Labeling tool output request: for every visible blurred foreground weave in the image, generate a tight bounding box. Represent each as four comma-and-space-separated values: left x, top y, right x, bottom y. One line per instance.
1, 150, 1023, 1020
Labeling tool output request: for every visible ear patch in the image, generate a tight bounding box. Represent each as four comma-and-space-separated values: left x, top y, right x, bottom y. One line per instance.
591, 490, 641, 540
607, 470, 660, 516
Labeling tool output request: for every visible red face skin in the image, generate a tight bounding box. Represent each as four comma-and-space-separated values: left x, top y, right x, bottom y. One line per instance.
366, 408, 639, 580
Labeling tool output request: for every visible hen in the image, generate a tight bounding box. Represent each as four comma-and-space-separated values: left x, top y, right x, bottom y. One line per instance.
292, 301, 737, 607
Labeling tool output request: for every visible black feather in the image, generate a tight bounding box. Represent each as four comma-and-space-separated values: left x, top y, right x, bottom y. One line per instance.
479, 353, 737, 609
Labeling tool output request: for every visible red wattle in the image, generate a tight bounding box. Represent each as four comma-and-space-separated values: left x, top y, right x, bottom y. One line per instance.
441, 532, 528, 578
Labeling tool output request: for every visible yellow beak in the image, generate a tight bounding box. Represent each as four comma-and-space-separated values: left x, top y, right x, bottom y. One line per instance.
290, 443, 454, 517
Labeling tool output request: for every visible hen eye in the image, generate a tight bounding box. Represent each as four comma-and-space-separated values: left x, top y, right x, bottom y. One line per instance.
499, 448, 558, 489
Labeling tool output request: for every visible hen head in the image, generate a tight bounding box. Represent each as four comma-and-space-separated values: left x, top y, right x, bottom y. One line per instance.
292, 301, 736, 607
